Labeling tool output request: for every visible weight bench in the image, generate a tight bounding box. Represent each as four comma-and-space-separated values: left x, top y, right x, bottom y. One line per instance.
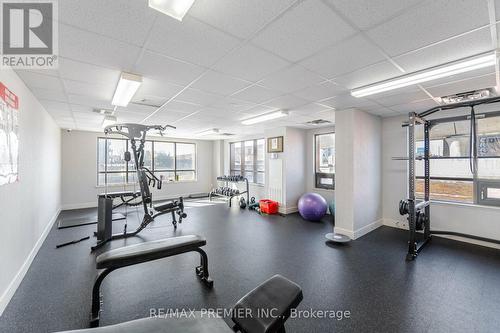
56, 274, 302, 333
90, 235, 213, 327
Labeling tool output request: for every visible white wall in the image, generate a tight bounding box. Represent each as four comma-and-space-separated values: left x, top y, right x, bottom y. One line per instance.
335, 109, 382, 239
284, 127, 307, 211
61, 130, 213, 209
0, 68, 61, 315
382, 115, 500, 248
306, 127, 335, 207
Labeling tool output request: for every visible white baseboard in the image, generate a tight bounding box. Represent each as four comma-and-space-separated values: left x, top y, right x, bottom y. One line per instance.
281, 205, 298, 215
61, 193, 203, 211
354, 219, 383, 239
0, 206, 61, 316
382, 218, 500, 250
333, 226, 355, 239
334, 219, 384, 240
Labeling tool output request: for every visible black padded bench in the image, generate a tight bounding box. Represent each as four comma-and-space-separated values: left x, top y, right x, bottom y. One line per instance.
56, 275, 302, 333
90, 235, 213, 327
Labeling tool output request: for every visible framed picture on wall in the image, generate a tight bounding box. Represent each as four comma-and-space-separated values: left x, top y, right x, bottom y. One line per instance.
267, 136, 283, 153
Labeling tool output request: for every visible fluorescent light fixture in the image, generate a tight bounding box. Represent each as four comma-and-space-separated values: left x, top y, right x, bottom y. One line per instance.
242, 110, 289, 125
351, 53, 497, 98
197, 128, 220, 136
148, 0, 195, 21
102, 115, 117, 128
111, 72, 142, 107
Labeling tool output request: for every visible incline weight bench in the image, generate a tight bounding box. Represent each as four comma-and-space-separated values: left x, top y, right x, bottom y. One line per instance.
90, 235, 213, 327
57, 274, 302, 333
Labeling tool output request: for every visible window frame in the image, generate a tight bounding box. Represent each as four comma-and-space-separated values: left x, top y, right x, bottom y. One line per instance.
414, 111, 500, 206
314, 132, 335, 190
229, 139, 265, 185
97, 137, 197, 186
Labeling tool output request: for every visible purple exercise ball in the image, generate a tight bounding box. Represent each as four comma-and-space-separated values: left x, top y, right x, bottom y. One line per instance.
298, 193, 328, 221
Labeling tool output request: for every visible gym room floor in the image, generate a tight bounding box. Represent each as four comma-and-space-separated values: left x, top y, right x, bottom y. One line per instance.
1, 202, 499, 333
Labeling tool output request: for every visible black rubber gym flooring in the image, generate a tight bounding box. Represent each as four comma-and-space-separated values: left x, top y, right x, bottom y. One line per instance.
1, 201, 500, 332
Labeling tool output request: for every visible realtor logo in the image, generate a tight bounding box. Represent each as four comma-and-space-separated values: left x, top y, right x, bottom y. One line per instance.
1, 0, 58, 69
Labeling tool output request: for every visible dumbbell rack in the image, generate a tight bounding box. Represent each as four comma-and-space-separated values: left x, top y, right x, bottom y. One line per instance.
209, 176, 249, 208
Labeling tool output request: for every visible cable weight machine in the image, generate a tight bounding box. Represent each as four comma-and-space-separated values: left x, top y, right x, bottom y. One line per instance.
92, 123, 187, 251
397, 96, 500, 261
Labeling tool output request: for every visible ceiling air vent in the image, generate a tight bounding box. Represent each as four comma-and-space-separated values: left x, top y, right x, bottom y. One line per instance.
220, 133, 235, 137
306, 119, 332, 125
93, 108, 114, 116
437, 88, 496, 105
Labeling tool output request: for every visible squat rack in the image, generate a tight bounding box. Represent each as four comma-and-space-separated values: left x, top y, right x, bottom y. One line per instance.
401, 95, 500, 261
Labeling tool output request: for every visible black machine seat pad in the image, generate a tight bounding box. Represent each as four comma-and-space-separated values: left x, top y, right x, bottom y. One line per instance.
96, 235, 206, 270
232, 274, 303, 333
98, 190, 141, 199
53, 314, 233, 333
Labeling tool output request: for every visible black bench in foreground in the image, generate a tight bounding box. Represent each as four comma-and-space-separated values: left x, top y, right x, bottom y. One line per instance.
90, 235, 213, 327
57, 274, 302, 333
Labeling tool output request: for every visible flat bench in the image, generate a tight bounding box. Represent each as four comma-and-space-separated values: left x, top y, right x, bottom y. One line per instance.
90, 235, 213, 327
56, 275, 302, 333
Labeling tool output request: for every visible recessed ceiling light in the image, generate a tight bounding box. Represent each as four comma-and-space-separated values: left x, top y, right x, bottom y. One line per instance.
351, 53, 496, 98
148, 0, 196, 21
242, 110, 289, 125
112, 72, 142, 107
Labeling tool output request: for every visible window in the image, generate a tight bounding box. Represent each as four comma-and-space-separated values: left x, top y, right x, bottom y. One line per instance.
97, 138, 196, 186
414, 113, 500, 206
315, 133, 335, 190
229, 139, 265, 184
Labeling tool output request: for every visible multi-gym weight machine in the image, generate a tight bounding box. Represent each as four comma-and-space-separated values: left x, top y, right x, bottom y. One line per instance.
92, 123, 187, 251
396, 95, 500, 261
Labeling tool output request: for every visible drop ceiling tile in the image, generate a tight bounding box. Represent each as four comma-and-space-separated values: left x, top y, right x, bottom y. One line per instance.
197, 107, 238, 118
425, 73, 497, 98
264, 94, 309, 110
232, 85, 283, 104
191, 71, 251, 96
325, 0, 422, 30
333, 60, 401, 89
146, 15, 240, 67
260, 65, 324, 94
368, 87, 429, 107
189, 0, 296, 39
390, 98, 439, 114
175, 88, 223, 106
135, 51, 205, 86
59, 24, 141, 70
30, 87, 67, 103
58, 0, 156, 46
58, 58, 121, 86
68, 94, 114, 110
366, 0, 490, 56
63, 80, 115, 101
73, 112, 102, 122
300, 34, 386, 78
39, 100, 71, 114
131, 78, 183, 105
393, 28, 493, 73
210, 97, 256, 113
320, 93, 379, 110
164, 100, 203, 114
252, 0, 356, 62
294, 82, 347, 101
292, 103, 334, 115
213, 43, 290, 82
16, 71, 64, 91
